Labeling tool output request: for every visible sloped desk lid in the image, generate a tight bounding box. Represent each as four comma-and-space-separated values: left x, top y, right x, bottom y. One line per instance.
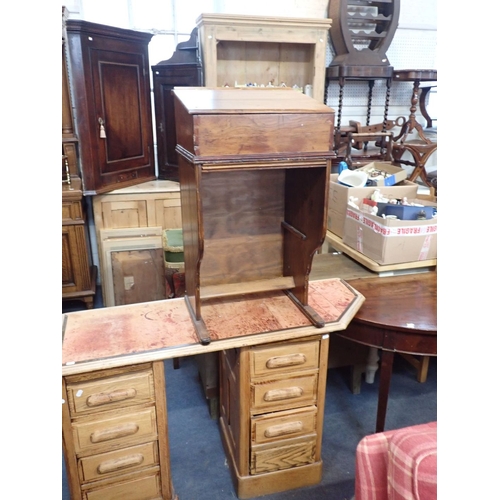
62, 278, 364, 375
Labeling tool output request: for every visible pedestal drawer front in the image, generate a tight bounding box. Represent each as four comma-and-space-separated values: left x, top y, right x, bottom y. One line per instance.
252, 406, 317, 445
82, 469, 161, 500
251, 340, 319, 377
67, 370, 155, 415
251, 374, 318, 413
72, 407, 157, 454
80, 442, 158, 482
250, 435, 317, 475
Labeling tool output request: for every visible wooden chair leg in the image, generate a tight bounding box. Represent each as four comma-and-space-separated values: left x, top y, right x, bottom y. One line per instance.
399, 354, 430, 383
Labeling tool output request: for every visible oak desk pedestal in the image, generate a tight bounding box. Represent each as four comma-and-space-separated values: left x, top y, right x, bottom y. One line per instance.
62, 278, 364, 499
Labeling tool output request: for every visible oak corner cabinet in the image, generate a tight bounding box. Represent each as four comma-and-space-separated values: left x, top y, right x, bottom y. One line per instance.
219, 334, 330, 498
65, 20, 156, 195
196, 13, 331, 103
172, 87, 336, 344
62, 361, 176, 500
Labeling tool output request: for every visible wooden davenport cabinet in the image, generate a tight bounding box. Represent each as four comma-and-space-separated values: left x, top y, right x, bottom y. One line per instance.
172, 87, 336, 344
62, 361, 175, 500
65, 20, 156, 195
219, 335, 330, 498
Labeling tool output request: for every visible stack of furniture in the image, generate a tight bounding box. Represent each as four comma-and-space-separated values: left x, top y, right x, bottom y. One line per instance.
62, 6, 96, 309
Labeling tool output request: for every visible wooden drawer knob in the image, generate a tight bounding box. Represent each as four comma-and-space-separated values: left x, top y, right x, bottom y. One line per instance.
97, 453, 145, 474
263, 387, 303, 402
264, 421, 303, 438
266, 353, 306, 369
87, 388, 137, 407
90, 423, 139, 443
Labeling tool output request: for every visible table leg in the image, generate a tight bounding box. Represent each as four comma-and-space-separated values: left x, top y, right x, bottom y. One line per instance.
376, 349, 395, 433
365, 347, 379, 384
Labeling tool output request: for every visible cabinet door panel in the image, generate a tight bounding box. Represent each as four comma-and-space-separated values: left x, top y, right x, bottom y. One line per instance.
91, 50, 150, 172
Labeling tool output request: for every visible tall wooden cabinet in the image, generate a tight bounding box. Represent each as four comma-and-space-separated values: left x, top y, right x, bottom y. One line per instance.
152, 28, 203, 181
66, 20, 156, 195
62, 6, 96, 309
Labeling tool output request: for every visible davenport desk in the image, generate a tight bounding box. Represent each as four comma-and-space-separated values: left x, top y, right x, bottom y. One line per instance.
62, 278, 364, 500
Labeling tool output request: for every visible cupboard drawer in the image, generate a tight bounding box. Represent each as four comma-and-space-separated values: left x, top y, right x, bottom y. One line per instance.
80, 442, 158, 483
66, 369, 155, 415
72, 407, 157, 454
250, 435, 317, 475
251, 373, 318, 413
251, 340, 319, 378
82, 469, 162, 500
251, 406, 317, 445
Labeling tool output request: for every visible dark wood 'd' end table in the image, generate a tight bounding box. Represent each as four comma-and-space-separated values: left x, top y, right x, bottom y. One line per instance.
338, 272, 437, 433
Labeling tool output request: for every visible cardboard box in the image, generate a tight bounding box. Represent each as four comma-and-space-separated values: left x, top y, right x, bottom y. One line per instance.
358, 162, 408, 187
327, 174, 419, 238
342, 204, 437, 265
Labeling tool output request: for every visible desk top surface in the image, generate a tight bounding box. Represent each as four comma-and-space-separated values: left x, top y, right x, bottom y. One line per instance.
62, 277, 363, 375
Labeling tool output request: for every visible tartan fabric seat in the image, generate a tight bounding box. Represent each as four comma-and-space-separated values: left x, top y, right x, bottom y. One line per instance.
354, 421, 437, 500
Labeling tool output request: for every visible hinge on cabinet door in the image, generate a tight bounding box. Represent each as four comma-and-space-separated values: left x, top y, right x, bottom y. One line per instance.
159, 122, 164, 133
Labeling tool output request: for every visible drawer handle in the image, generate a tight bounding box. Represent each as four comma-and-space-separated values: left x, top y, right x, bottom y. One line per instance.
264, 421, 303, 438
266, 353, 306, 369
86, 388, 137, 407
90, 423, 139, 443
263, 387, 303, 402
97, 453, 145, 474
